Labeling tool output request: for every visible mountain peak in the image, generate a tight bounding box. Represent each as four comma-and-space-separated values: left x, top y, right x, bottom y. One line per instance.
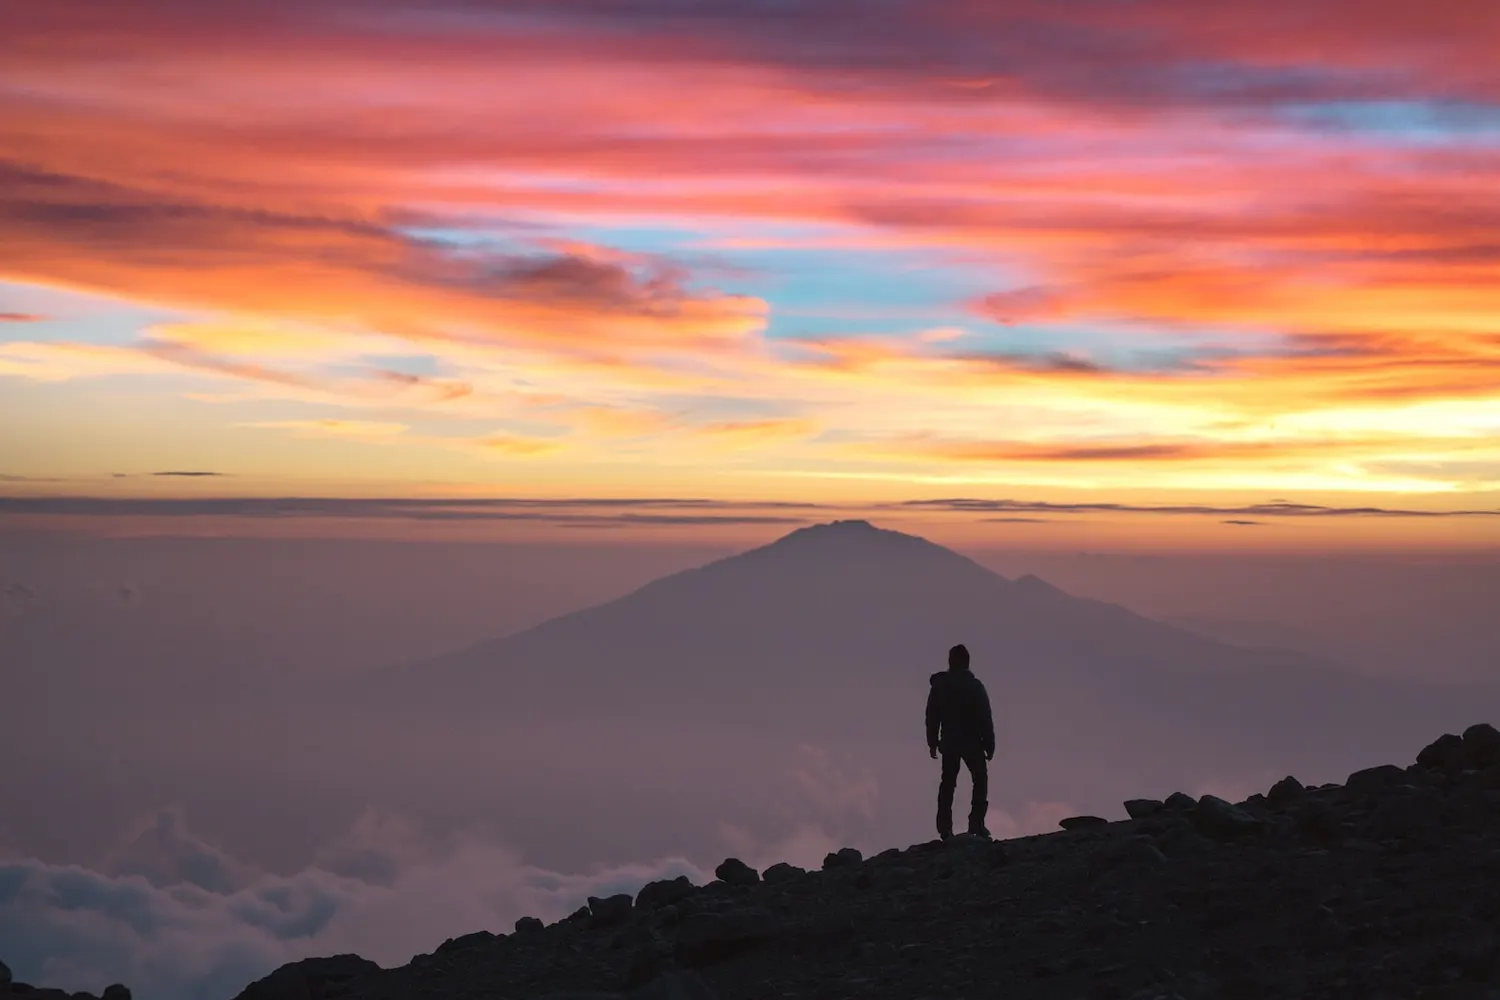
789, 518, 882, 535
756, 519, 979, 569
772, 518, 924, 547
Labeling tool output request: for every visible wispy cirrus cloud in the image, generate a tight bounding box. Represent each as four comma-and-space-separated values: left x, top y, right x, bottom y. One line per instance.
898, 499, 1500, 519
0, 496, 816, 527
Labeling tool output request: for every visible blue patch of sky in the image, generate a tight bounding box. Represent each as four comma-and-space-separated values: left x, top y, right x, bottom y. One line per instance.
561, 220, 1021, 336
1278, 100, 1500, 145
346, 354, 446, 378
397, 225, 547, 255
394, 219, 1282, 372
0, 280, 183, 347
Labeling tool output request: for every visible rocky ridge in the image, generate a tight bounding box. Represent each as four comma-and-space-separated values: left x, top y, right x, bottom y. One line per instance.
11, 725, 1500, 1000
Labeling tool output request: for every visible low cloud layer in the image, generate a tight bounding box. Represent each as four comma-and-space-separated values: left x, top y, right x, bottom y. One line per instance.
3, 495, 1494, 528
900, 499, 1500, 519
0, 809, 706, 1000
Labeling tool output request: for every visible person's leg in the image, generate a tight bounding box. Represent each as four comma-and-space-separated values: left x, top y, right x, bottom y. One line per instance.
936, 751, 961, 839
965, 749, 989, 836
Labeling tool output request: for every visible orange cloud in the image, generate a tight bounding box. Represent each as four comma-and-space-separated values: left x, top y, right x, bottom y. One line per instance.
239, 420, 409, 441
5, 1, 1500, 502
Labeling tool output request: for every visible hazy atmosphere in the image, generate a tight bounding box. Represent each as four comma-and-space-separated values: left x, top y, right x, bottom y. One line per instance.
4, 2, 1500, 998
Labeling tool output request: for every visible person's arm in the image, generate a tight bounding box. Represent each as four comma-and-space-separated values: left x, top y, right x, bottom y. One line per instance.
925, 676, 942, 756
978, 680, 996, 759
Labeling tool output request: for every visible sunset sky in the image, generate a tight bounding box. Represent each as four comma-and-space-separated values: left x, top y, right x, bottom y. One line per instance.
4, 1, 1499, 544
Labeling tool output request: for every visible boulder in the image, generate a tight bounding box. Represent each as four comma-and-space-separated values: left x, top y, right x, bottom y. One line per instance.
1463, 723, 1500, 767
822, 848, 863, 870
636, 876, 695, 911
1163, 792, 1197, 811
762, 862, 805, 884
232, 955, 381, 1000
674, 908, 779, 966
1124, 798, 1163, 819
436, 930, 496, 954
1059, 815, 1109, 831
1266, 775, 1305, 809
713, 858, 759, 886
515, 916, 545, 934
590, 893, 635, 927
1346, 764, 1406, 795
1417, 733, 1466, 770
1, 960, 10, 986
1192, 795, 1264, 840
101, 990, 131, 1000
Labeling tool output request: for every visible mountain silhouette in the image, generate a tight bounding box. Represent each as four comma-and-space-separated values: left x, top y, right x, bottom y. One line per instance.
354, 520, 1496, 795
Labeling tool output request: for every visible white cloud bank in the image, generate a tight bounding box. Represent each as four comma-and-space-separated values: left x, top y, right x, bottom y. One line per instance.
0, 808, 706, 1000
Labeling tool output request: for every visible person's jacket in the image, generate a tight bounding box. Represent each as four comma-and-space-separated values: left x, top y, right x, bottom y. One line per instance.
925, 669, 995, 756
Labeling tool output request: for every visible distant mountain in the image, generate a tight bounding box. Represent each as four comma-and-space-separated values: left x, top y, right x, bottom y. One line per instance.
356, 520, 1496, 791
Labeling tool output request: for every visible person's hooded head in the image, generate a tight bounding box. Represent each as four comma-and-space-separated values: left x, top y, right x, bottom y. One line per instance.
948, 644, 970, 672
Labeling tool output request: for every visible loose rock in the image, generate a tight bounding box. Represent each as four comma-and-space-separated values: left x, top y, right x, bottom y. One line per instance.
713, 858, 759, 886
822, 847, 863, 869
1266, 775, 1305, 808
232, 954, 381, 1000
637, 876, 696, 911
1192, 794, 1263, 840
761, 862, 805, 884
590, 893, 635, 927
1346, 763, 1406, 794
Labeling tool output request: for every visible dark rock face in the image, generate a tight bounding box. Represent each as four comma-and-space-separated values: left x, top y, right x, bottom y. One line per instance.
637, 876, 696, 911
1464, 723, 1500, 767
1417, 732, 1466, 769
1058, 815, 1109, 831
589, 894, 635, 927
210, 723, 1500, 1000
761, 862, 805, 884
674, 909, 779, 966
0, 961, 10, 986
1266, 775, 1305, 808
515, 916, 545, 934
1191, 794, 1263, 840
1123, 798, 1162, 819
436, 931, 497, 955
1346, 763, 1406, 794
101, 988, 131, 1000
232, 954, 381, 1000
712, 859, 759, 887
822, 847, 862, 870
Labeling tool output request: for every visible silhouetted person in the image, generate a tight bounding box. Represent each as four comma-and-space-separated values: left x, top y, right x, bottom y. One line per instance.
926, 643, 994, 839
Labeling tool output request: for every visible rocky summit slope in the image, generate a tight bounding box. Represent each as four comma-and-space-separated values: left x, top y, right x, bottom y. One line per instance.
13, 726, 1500, 1000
